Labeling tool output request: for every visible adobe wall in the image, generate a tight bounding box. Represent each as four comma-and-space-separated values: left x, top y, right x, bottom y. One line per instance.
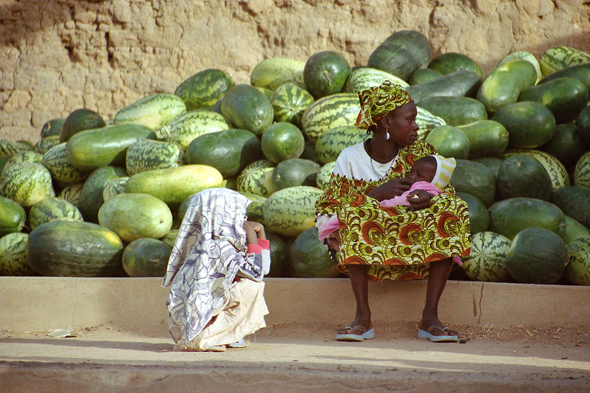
1, 0, 589, 142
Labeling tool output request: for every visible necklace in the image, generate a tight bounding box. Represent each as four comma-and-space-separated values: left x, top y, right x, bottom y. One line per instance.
370, 153, 398, 180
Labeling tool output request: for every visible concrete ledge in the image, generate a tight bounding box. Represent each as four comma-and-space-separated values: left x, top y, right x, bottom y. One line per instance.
1, 277, 589, 336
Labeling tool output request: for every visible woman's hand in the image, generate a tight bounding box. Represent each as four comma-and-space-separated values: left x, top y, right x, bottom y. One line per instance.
244, 221, 266, 244
407, 189, 433, 211
367, 178, 414, 201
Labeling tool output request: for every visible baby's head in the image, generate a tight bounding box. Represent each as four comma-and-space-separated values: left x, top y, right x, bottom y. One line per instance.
409, 155, 456, 190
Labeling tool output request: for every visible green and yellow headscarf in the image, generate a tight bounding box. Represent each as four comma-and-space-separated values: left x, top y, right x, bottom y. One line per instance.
356, 80, 413, 129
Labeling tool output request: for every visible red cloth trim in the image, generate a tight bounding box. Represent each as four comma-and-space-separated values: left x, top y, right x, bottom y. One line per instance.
247, 244, 263, 254
257, 239, 270, 250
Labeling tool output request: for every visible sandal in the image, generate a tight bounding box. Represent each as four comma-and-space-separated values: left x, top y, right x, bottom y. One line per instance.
227, 338, 250, 348
336, 325, 375, 342
418, 326, 459, 343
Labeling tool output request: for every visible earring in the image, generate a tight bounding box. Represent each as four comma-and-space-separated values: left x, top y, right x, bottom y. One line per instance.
385, 131, 390, 140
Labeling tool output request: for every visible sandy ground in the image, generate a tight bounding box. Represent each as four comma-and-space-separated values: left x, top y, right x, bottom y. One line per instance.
1, 322, 589, 393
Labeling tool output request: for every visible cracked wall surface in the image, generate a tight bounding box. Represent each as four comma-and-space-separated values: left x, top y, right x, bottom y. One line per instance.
1, 0, 589, 142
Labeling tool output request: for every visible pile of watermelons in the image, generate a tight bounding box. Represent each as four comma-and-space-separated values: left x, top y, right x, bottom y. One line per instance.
1, 29, 590, 285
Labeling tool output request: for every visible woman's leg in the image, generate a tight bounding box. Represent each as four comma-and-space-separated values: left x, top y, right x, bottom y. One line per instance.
419, 258, 456, 336
339, 264, 372, 333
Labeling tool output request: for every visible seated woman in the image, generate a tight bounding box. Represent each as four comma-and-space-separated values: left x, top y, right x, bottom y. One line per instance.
316, 81, 471, 343
162, 188, 270, 352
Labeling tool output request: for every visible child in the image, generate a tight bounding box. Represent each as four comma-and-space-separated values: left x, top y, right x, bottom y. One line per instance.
318, 155, 456, 242
162, 188, 271, 352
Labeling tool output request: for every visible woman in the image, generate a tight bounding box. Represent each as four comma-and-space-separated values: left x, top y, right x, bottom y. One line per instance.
316, 81, 471, 343
162, 188, 270, 352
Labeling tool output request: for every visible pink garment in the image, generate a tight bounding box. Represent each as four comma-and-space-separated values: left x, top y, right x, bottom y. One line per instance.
379, 181, 441, 207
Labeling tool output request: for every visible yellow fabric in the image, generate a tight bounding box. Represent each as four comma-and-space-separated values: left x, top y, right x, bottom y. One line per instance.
432, 156, 456, 190
356, 80, 413, 129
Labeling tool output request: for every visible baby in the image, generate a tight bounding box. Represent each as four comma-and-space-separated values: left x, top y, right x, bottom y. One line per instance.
318, 155, 456, 241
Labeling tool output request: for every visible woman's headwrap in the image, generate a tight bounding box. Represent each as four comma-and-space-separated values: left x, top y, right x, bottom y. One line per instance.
356, 80, 413, 129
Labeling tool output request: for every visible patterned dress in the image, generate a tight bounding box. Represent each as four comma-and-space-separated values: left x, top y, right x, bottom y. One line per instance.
316, 140, 471, 281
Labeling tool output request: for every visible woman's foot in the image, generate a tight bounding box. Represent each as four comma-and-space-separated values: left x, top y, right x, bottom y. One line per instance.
336, 317, 374, 341
418, 316, 458, 342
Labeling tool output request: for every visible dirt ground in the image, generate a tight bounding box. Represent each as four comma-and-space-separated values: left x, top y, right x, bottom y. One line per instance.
1, 322, 589, 393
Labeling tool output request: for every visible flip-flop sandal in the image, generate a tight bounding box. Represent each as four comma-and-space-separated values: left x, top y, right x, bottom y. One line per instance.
227, 338, 250, 348
336, 326, 375, 342
205, 344, 227, 352
418, 326, 459, 343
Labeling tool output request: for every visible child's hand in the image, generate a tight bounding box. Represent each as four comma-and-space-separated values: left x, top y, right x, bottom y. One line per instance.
244, 221, 266, 244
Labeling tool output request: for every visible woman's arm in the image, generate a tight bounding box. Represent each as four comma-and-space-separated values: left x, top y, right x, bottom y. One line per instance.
366, 178, 414, 201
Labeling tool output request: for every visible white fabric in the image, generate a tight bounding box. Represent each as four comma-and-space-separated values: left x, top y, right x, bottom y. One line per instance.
432, 155, 456, 190
162, 188, 268, 348
333, 143, 398, 182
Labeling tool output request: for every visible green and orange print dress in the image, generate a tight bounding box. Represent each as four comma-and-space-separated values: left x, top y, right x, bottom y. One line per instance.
316, 140, 471, 281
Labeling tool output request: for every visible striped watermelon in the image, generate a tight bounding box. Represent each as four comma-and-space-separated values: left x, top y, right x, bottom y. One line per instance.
42, 143, 92, 184
154, 109, 230, 150
102, 177, 129, 202
34, 136, 61, 155
415, 107, 447, 140
301, 93, 360, 142
0, 232, 35, 276
57, 183, 84, 208
0, 162, 55, 207
270, 82, 315, 126
250, 57, 306, 91
174, 69, 235, 111
541, 46, 590, 76
3, 151, 43, 173
126, 139, 184, 176
239, 191, 267, 224
316, 161, 336, 190
461, 231, 512, 282
0, 139, 28, 157
262, 186, 323, 237
501, 149, 570, 189
0, 196, 26, 236
343, 67, 409, 94
314, 125, 369, 164
563, 236, 590, 285
574, 151, 590, 189
112, 93, 187, 130
28, 196, 84, 230
236, 159, 277, 197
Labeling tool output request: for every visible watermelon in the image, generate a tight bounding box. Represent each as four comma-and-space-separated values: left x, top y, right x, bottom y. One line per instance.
576, 105, 590, 145
473, 157, 503, 179
0, 162, 55, 207
221, 84, 274, 136
57, 183, 84, 208
260, 122, 305, 164
262, 186, 323, 237
98, 193, 173, 243
3, 151, 43, 172
367, 30, 432, 81
457, 120, 509, 159
427, 52, 483, 78
240, 191, 267, 224
186, 129, 263, 178
563, 236, 590, 285
264, 230, 289, 277
314, 125, 369, 164
0, 233, 35, 276
270, 82, 315, 127
542, 124, 588, 169
0, 139, 27, 157
415, 107, 447, 140
540, 46, 590, 76
154, 109, 231, 150
60, 108, 106, 143
102, 177, 129, 202
0, 196, 26, 236
250, 57, 306, 91
501, 149, 569, 190
126, 139, 184, 176
161, 229, 179, 249
303, 51, 351, 99
409, 68, 443, 85
316, 162, 336, 190
563, 215, 590, 245
417, 96, 488, 127
79, 166, 128, 223
450, 159, 496, 207
28, 196, 83, 230
492, 101, 556, 149
28, 220, 124, 277
236, 160, 277, 197
424, 125, 470, 159
574, 151, 590, 189
125, 165, 224, 207
496, 155, 553, 201
456, 192, 489, 235
343, 67, 409, 94
40, 118, 65, 139
34, 136, 61, 155
271, 158, 321, 190
506, 227, 569, 284
42, 143, 92, 184
174, 69, 235, 111
300, 93, 360, 142
550, 186, 590, 229
112, 93, 187, 130
122, 238, 171, 277
495, 51, 542, 82
488, 197, 567, 240
289, 226, 339, 278
460, 231, 511, 282
539, 64, 590, 92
